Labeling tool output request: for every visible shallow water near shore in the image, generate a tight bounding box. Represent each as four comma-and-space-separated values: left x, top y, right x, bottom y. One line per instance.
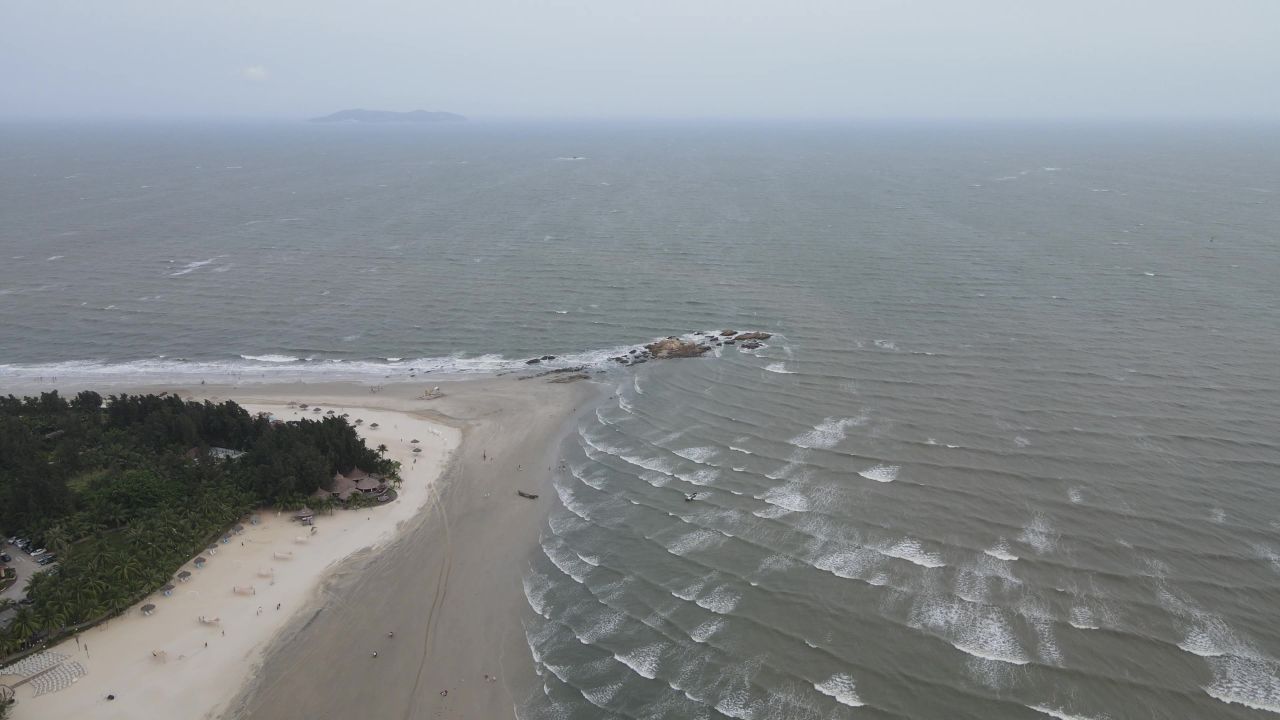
3, 121, 1280, 718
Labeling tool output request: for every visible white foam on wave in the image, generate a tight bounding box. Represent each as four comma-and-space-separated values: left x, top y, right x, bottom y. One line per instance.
673, 446, 717, 464
790, 416, 865, 450
670, 577, 706, 602
239, 354, 300, 363
911, 594, 1030, 665
873, 339, 897, 350
614, 641, 665, 680
522, 569, 554, 616
879, 538, 945, 568
665, 528, 723, 557
764, 362, 795, 374
1068, 605, 1099, 630
1254, 543, 1280, 575
579, 681, 624, 707
1014, 435, 1031, 448
758, 480, 811, 512
728, 445, 753, 455
1204, 654, 1280, 714
170, 257, 220, 276
689, 618, 726, 643
858, 463, 899, 483
814, 673, 864, 707
695, 585, 741, 614
0, 338, 674, 386
1068, 487, 1083, 504
47, 255, 65, 261
984, 539, 1019, 561
814, 547, 880, 581
1027, 704, 1103, 720
1018, 512, 1057, 555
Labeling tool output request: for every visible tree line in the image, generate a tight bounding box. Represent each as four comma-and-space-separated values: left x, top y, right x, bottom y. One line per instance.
0, 391, 397, 658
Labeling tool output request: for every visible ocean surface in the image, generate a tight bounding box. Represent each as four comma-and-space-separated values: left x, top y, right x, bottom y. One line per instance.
3, 120, 1280, 718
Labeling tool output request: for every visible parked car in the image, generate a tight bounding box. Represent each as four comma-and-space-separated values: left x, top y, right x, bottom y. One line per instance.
0, 552, 11, 563
30, 548, 47, 557
37, 555, 57, 566
14, 539, 30, 550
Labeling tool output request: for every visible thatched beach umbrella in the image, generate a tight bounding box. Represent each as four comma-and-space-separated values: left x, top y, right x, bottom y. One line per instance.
141, 604, 156, 616
233, 524, 245, 533
160, 584, 175, 596
194, 556, 208, 568
177, 570, 192, 582
410, 439, 420, 444
370, 423, 379, 428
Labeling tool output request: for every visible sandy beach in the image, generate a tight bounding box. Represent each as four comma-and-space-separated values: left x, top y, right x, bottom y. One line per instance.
2, 374, 601, 720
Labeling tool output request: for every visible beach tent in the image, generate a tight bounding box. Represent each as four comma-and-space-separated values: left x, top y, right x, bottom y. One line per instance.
141, 604, 156, 616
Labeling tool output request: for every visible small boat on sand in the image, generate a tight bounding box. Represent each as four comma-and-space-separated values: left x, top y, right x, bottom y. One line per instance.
516, 490, 539, 500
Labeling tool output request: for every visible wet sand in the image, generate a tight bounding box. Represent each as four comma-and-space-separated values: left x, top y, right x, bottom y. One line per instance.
218, 377, 601, 719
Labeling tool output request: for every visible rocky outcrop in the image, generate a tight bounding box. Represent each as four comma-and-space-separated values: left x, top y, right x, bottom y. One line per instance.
719, 330, 737, 337
735, 331, 772, 341
644, 338, 712, 359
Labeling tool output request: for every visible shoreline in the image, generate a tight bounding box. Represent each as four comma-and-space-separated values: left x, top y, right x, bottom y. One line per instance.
2, 375, 604, 720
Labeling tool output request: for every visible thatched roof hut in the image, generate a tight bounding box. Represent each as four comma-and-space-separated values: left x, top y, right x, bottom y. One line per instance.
141, 604, 156, 616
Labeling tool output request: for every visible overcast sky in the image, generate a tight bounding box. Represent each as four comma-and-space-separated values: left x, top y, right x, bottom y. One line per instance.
3, 0, 1278, 120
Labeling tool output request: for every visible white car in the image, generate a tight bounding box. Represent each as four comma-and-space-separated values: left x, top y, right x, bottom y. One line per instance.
30, 548, 47, 557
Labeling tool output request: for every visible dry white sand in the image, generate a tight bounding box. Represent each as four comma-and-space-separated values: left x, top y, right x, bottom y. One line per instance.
5, 401, 459, 720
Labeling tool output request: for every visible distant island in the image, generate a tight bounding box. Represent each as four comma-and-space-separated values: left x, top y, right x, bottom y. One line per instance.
310, 109, 466, 123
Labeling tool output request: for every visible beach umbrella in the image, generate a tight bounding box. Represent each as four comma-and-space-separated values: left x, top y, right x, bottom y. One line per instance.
413, 447, 423, 453
233, 524, 245, 533
194, 556, 208, 567
411, 439, 420, 444
141, 604, 156, 616
177, 570, 192, 581
160, 584, 175, 596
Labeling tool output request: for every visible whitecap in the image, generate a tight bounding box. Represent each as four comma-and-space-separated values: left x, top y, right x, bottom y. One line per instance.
911, 595, 1030, 665
1028, 704, 1103, 720
814, 673, 864, 707
790, 416, 864, 450
984, 539, 1019, 562
170, 257, 219, 276
764, 362, 795, 374
666, 529, 723, 557
239, 354, 300, 363
880, 538, 944, 568
1018, 513, 1057, 554
1204, 654, 1280, 714
689, 618, 725, 643
728, 445, 753, 455
695, 585, 741, 614
1068, 487, 1083, 504
873, 339, 897, 350
858, 464, 899, 483
673, 446, 717, 464
614, 642, 665, 680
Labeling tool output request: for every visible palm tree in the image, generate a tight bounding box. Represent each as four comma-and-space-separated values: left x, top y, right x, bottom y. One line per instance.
8, 608, 38, 639
376, 444, 388, 458
44, 525, 72, 557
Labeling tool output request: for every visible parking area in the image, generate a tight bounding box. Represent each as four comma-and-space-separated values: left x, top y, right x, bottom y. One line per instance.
2, 541, 55, 604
